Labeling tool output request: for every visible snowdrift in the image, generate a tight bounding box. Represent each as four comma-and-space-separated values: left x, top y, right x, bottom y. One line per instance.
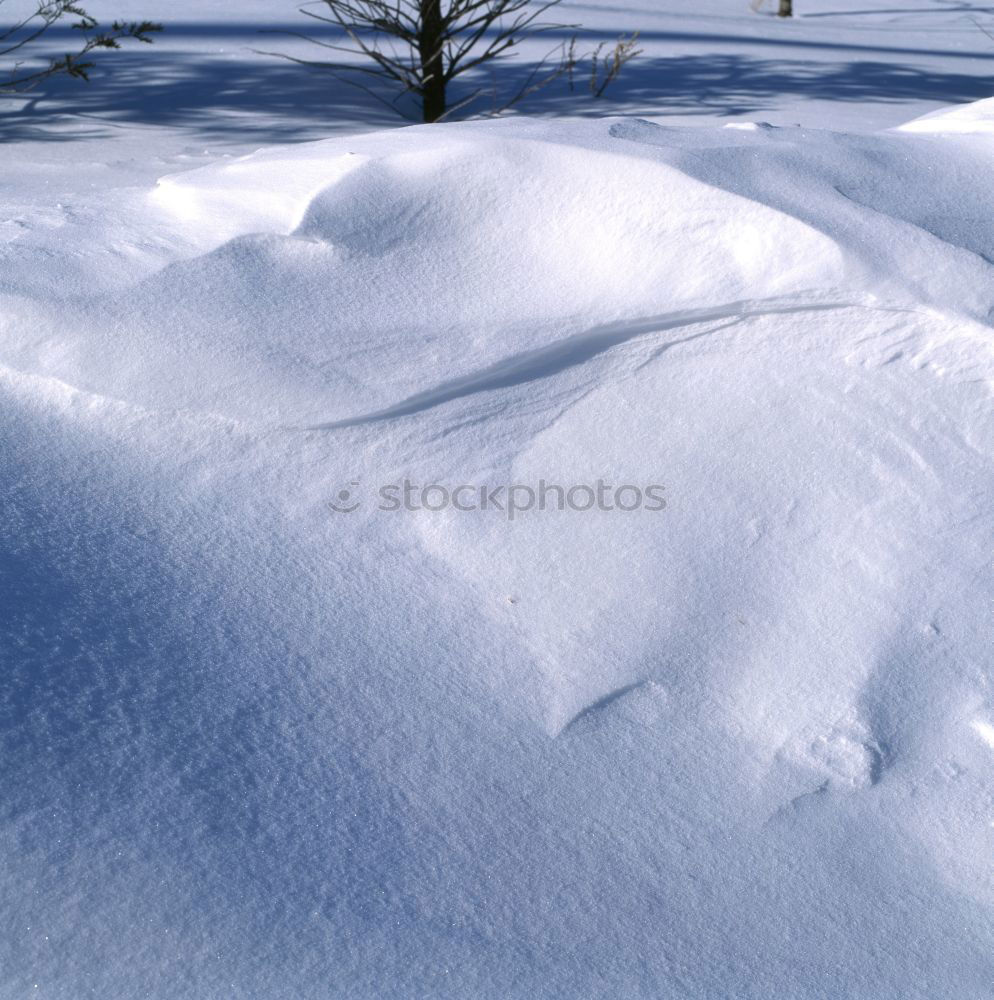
1, 107, 993, 998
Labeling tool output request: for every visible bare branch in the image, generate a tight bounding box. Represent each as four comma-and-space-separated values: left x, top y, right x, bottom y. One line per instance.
2, 3, 161, 95
272, 0, 638, 122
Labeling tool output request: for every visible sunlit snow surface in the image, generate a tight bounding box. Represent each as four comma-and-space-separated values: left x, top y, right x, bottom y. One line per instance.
2, 85, 994, 1000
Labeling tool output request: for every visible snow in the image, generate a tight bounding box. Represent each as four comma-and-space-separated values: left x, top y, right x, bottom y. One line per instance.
2, 1, 994, 997
897, 95, 994, 133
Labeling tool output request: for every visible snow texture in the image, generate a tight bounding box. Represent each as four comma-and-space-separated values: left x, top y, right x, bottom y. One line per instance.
2, 2, 994, 998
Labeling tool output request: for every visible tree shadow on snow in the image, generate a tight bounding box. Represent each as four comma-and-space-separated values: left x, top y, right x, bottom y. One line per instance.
521, 50, 994, 119
0, 26, 992, 143
0, 50, 398, 144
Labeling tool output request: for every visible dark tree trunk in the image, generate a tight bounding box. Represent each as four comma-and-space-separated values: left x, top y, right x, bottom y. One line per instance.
777, 0, 792, 15
418, 0, 446, 121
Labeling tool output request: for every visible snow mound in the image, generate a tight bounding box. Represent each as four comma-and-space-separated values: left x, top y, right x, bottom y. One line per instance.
1, 110, 993, 998
13, 128, 847, 426
896, 95, 994, 134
